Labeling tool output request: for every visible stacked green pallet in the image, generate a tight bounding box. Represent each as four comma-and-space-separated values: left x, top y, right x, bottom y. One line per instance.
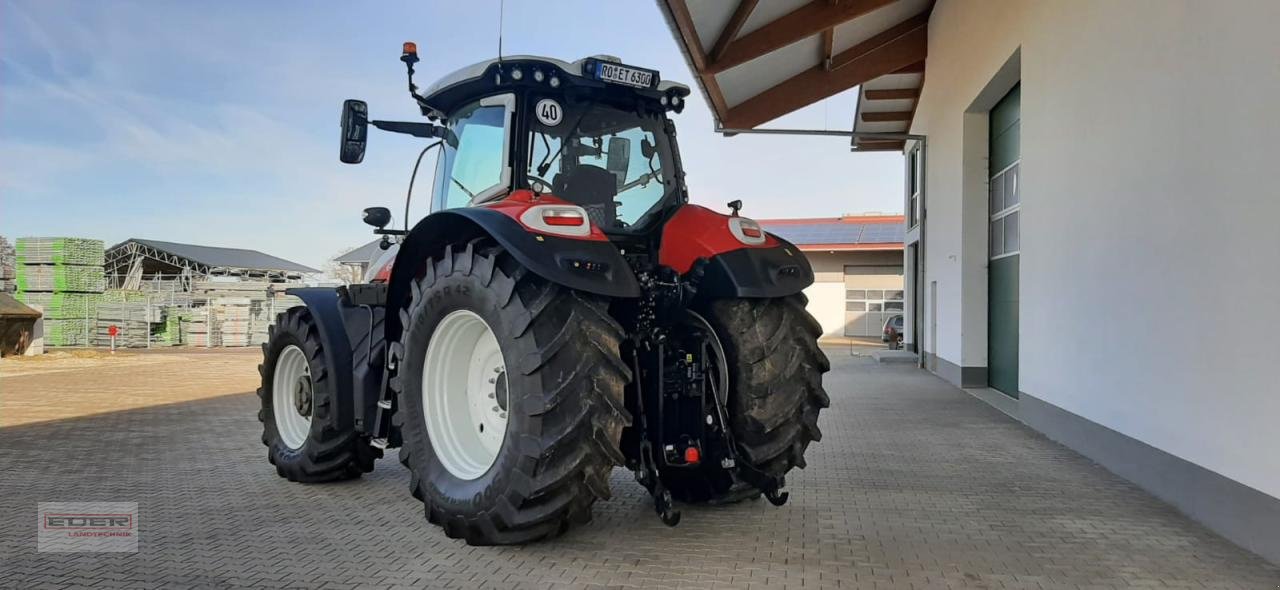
44, 319, 94, 346
102, 289, 149, 303
0, 236, 14, 293
15, 237, 105, 266
15, 265, 106, 292
15, 237, 106, 346
14, 292, 100, 319
155, 307, 189, 345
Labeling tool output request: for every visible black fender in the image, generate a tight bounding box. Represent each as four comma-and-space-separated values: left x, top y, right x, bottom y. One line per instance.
285, 287, 385, 435
386, 208, 639, 344
694, 237, 814, 299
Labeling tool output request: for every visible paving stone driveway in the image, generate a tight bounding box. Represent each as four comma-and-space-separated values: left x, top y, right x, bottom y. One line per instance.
1, 346, 1276, 588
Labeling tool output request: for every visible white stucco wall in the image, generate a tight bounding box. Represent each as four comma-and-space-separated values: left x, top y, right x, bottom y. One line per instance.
914, 0, 1280, 498
803, 282, 846, 338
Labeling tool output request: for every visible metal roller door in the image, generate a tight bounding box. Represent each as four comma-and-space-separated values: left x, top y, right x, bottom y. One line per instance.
843, 265, 904, 337
988, 83, 1021, 397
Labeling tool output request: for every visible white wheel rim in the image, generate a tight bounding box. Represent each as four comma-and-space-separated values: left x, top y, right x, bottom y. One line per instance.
272, 344, 313, 450
423, 310, 509, 480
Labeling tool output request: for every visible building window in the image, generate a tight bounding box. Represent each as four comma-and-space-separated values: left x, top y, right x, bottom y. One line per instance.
845, 289, 903, 315
907, 144, 923, 228
990, 161, 1020, 258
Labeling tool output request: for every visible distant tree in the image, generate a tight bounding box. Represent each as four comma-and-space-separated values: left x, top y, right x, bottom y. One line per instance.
324, 248, 364, 285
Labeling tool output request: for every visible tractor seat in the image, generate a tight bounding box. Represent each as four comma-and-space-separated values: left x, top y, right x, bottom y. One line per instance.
553, 165, 618, 228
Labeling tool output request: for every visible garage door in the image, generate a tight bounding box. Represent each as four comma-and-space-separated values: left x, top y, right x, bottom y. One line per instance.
988, 83, 1021, 397
843, 266, 904, 337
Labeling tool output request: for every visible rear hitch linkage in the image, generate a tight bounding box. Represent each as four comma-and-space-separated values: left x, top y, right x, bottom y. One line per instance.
632, 351, 681, 527
627, 268, 789, 527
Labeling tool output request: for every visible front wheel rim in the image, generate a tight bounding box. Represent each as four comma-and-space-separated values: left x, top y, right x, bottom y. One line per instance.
272, 344, 313, 450
423, 310, 508, 480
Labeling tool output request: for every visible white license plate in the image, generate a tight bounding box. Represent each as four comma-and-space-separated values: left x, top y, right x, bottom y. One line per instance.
596, 63, 654, 88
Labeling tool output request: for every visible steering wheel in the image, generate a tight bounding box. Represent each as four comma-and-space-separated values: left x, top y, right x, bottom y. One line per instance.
527, 174, 553, 193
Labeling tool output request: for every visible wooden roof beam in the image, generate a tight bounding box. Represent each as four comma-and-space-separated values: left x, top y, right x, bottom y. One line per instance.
853, 139, 906, 151
665, 0, 731, 118
891, 61, 925, 74
711, 0, 759, 63
830, 12, 929, 70
860, 111, 913, 122
721, 12, 928, 129
706, 0, 897, 74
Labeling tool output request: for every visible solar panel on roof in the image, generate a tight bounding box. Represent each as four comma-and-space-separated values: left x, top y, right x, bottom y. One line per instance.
761, 220, 902, 246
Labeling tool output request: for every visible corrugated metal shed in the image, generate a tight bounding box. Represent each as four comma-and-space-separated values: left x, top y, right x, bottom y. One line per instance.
116, 239, 319, 274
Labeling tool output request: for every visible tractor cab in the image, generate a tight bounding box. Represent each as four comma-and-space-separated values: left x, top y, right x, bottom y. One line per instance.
418, 54, 691, 234
343, 46, 692, 237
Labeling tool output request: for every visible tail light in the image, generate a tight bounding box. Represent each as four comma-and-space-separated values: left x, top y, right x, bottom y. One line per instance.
728, 217, 767, 245
541, 209, 585, 226
519, 205, 592, 237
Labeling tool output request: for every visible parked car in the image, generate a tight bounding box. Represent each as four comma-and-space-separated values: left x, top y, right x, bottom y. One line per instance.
882, 314, 904, 349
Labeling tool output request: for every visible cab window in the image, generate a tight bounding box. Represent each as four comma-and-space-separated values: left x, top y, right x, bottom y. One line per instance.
526, 99, 674, 230
433, 95, 514, 210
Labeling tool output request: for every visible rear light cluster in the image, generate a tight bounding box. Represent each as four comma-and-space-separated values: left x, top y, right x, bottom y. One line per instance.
518, 205, 592, 237
728, 217, 767, 245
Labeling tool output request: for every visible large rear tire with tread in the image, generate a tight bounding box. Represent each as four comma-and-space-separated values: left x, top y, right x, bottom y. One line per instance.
258, 306, 381, 482
658, 294, 830, 503
392, 241, 631, 545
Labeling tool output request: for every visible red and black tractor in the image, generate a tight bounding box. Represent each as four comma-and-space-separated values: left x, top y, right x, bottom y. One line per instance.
258, 43, 829, 545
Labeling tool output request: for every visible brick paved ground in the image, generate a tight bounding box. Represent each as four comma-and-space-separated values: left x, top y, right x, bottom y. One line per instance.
0, 346, 1276, 588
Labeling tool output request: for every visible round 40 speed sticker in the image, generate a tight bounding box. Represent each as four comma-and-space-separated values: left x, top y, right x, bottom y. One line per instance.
535, 98, 563, 127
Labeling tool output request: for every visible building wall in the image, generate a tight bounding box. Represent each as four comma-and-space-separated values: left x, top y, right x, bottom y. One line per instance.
801, 250, 901, 338
913, 0, 1280, 513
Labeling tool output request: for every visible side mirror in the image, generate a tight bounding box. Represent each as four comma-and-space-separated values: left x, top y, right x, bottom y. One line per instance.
606, 136, 631, 188
362, 206, 391, 229
340, 99, 369, 164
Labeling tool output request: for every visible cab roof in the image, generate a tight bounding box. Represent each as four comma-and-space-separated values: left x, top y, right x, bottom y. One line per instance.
420, 55, 691, 116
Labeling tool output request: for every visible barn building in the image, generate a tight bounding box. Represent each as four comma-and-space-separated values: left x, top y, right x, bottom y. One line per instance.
105, 238, 318, 290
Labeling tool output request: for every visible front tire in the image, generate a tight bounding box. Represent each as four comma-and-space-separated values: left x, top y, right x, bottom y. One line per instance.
392, 242, 631, 545
258, 306, 380, 482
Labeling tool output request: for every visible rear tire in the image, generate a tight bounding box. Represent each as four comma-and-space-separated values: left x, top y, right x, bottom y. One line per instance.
392, 241, 631, 545
659, 294, 830, 503
258, 306, 380, 482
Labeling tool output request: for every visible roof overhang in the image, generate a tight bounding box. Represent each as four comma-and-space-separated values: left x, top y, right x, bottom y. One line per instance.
658, 0, 932, 152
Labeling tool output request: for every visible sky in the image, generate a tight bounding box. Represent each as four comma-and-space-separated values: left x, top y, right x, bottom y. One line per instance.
0, 0, 904, 271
